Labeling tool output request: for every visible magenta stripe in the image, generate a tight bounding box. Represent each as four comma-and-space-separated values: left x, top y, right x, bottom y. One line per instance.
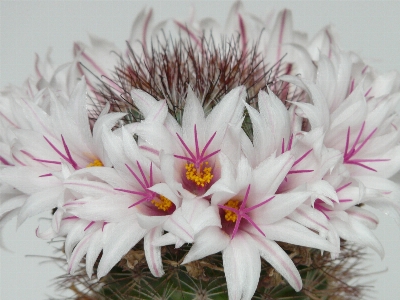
174, 21, 202, 47
136, 161, 150, 188
148, 228, 160, 277
34, 158, 61, 165
139, 145, 159, 155
169, 217, 193, 241
176, 132, 196, 160
39, 173, 52, 177
84, 221, 95, 231
336, 182, 352, 193
12, 154, 26, 166
115, 188, 148, 197
65, 181, 114, 194
68, 233, 92, 273
256, 237, 302, 289
287, 169, 313, 174
347, 211, 378, 224
296, 207, 328, 231
0, 111, 18, 128
200, 131, 217, 158
125, 163, 147, 190
0, 155, 12, 165
62, 216, 79, 220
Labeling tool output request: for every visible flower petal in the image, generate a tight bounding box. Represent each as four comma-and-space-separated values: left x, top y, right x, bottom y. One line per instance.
97, 218, 147, 278
223, 231, 260, 300
182, 226, 229, 264
144, 226, 165, 277
251, 234, 302, 291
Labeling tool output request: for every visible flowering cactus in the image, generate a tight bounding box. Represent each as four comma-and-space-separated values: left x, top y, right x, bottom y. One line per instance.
1, 2, 400, 299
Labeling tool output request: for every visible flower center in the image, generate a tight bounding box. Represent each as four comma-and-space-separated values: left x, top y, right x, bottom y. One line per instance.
151, 195, 173, 211
222, 199, 241, 222
185, 161, 213, 187
86, 159, 103, 167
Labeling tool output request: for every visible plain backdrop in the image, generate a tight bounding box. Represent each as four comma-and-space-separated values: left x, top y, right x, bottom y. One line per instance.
1, 1, 400, 299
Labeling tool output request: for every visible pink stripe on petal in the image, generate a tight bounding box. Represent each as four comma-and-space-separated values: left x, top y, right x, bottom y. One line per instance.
243, 196, 275, 213
336, 182, 352, 193
139, 145, 159, 156
338, 199, 352, 203
148, 228, 160, 277
292, 149, 313, 167
194, 125, 201, 159
200, 149, 220, 162
84, 221, 95, 231
102, 222, 108, 231
201, 131, 218, 156
176, 132, 196, 160
287, 134, 293, 151
62, 216, 79, 221
39, 173, 52, 177
136, 161, 150, 188
351, 158, 390, 163
65, 182, 114, 194
125, 164, 147, 190
365, 87, 372, 97
61, 135, 79, 169
296, 207, 328, 231
12, 154, 26, 166
242, 215, 265, 237
173, 154, 195, 163
0, 155, 12, 166
115, 188, 148, 197
128, 196, 152, 208
68, 233, 92, 273
169, 217, 193, 241
347, 211, 378, 224
231, 215, 242, 239
174, 21, 202, 47
0, 111, 18, 128
349, 79, 355, 94
353, 127, 377, 157
287, 169, 314, 174
240, 184, 252, 209
43, 136, 69, 162
256, 236, 302, 290
346, 161, 377, 172
33, 158, 61, 165
152, 100, 166, 122
63, 202, 85, 207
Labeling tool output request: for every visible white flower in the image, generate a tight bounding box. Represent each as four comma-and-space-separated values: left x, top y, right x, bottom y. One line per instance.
180, 153, 336, 298
129, 86, 245, 198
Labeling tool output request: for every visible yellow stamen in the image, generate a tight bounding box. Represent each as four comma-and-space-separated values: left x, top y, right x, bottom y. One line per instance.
185, 161, 213, 187
86, 159, 104, 168
151, 195, 173, 211
223, 200, 241, 222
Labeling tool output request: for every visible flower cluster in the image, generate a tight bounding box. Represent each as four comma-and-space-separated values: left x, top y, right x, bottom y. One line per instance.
1, 2, 400, 299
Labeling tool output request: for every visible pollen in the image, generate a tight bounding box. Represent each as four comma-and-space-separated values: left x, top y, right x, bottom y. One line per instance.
151, 195, 173, 211
223, 200, 241, 222
185, 162, 213, 187
86, 159, 104, 168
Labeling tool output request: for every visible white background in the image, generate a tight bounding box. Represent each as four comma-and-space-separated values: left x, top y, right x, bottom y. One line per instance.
1, 0, 400, 299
